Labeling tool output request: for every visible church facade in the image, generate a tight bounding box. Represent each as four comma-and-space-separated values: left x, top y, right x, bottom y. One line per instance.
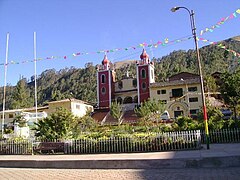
94, 49, 202, 123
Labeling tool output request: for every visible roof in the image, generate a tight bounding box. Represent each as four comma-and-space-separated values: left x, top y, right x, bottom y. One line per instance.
91, 109, 140, 125
121, 110, 139, 124
150, 78, 200, 88
91, 109, 109, 123
169, 72, 200, 81
0, 106, 49, 113
103, 113, 118, 125
47, 98, 92, 105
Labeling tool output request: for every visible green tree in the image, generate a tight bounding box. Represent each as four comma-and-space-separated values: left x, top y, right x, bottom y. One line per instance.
134, 101, 151, 119
34, 107, 77, 140
10, 78, 33, 109
220, 69, 240, 124
75, 109, 97, 134
197, 100, 224, 130
204, 75, 218, 96
135, 99, 165, 128
135, 99, 165, 118
110, 102, 123, 125
173, 116, 199, 131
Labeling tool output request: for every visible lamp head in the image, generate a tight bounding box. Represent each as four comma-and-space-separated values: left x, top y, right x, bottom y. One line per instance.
171, 7, 180, 12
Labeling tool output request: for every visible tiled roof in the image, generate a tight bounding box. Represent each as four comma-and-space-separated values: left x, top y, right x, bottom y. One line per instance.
122, 110, 140, 124
150, 78, 200, 88
91, 110, 109, 123
169, 72, 200, 81
91, 109, 140, 125
48, 98, 91, 105
103, 113, 118, 125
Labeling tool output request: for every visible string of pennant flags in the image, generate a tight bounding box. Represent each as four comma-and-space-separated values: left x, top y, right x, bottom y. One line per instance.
0, 36, 193, 66
199, 8, 240, 36
1, 9, 239, 67
198, 37, 240, 63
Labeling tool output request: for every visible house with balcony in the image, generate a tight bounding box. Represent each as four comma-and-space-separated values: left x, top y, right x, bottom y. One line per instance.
150, 72, 202, 119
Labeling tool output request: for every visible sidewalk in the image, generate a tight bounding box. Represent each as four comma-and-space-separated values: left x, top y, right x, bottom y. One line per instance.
0, 143, 239, 169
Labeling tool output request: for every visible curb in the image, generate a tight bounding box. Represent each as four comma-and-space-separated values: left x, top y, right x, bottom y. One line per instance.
0, 156, 240, 169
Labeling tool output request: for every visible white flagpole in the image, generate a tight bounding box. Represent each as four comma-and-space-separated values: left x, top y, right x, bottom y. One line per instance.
34, 32, 38, 124
2, 32, 9, 137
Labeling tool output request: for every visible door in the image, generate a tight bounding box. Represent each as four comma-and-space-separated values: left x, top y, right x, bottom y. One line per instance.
174, 110, 183, 118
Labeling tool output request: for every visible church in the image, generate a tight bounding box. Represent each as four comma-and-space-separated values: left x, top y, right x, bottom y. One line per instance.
92, 49, 202, 124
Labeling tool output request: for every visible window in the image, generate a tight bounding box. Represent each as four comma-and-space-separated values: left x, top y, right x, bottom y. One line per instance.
141, 69, 146, 79
142, 82, 146, 90
101, 74, 106, 83
118, 81, 123, 89
190, 109, 199, 114
132, 79, 137, 87
161, 100, 167, 104
9, 114, 14, 118
123, 96, 133, 104
151, 69, 154, 79
189, 97, 198, 102
117, 97, 122, 104
157, 89, 166, 95
76, 104, 80, 109
188, 87, 197, 92
101, 87, 106, 94
161, 90, 166, 94
172, 88, 183, 97
174, 111, 183, 118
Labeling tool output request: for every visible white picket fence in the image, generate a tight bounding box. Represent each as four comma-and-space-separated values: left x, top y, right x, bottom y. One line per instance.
0, 130, 201, 155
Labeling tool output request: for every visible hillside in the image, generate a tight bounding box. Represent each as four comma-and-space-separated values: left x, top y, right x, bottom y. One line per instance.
0, 36, 239, 111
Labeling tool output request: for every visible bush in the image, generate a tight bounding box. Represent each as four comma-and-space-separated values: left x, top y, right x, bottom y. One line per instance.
173, 116, 199, 131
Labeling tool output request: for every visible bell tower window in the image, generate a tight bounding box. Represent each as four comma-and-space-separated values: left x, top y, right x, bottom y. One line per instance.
101, 74, 106, 83
141, 69, 146, 79
142, 82, 147, 90
101, 87, 106, 94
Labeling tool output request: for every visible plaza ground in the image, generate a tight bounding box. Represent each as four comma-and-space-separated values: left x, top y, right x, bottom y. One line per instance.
0, 167, 240, 180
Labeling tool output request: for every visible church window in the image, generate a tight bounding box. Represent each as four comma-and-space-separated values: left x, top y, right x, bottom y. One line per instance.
142, 82, 147, 90
141, 69, 146, 79
101, 74, 106, 83
101, 87, 106, 94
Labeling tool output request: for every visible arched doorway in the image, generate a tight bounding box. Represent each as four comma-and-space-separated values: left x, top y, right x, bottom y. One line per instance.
168, 102, 188, 118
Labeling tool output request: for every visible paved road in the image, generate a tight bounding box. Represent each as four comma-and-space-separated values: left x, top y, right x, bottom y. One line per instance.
0, 167, 240, 180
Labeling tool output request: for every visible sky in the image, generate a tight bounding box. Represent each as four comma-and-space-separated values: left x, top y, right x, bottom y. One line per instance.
0, 0, 239, 86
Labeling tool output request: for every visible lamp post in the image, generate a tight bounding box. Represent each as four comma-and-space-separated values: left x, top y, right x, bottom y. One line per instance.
181, 78, 190, 117
171, 6, 210, 149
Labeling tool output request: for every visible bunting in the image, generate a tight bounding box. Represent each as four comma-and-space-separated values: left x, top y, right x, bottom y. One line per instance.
200, 8, 240, 36
0, 36, 192, 66
1, 8, 239, 66
198, 37, 240, 64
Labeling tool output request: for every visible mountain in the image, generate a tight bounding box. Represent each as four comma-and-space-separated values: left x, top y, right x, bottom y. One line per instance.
0, 36, 239, 111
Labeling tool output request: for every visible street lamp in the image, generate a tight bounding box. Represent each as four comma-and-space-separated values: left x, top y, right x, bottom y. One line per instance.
181, 78, 190, 117
171, 6, 210, 149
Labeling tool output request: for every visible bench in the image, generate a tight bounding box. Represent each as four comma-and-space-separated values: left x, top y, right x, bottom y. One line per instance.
34, 142, 65, 154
